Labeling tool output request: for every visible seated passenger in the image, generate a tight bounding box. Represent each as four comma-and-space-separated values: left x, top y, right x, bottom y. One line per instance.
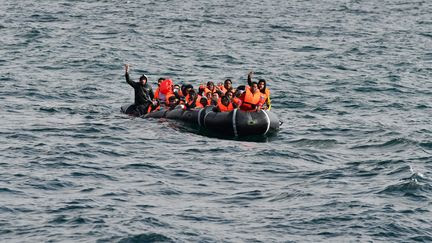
198, 97, 209, 108
218, 79, 233, 95
232, 88, 243, 108
154, 79, 173, 106
225, 90, 238, 108
198, 83, 206, 96
184, 90, 201, 109
167, 95, 181, 110
173, 84, 183, 97
210, 92, 220, 106
204, 81, 217, 94
248, 71, 271, 110
239, 82, 262, 111
214, 95, 234, 112
182, 84, 194, 97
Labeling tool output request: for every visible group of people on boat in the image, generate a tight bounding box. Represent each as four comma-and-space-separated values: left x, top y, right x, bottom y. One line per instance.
124, 64, 271, 116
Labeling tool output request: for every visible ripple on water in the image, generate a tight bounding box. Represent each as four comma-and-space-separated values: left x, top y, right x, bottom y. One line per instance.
103, 233, 174, 243
378, 173, 432, 200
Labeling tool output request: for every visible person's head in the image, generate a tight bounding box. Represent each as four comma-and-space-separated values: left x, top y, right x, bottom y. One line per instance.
206, 92, 212, 100
226, 90, 234, 99
224, 79, 232, 90
212, 92, 219, 101
198, 84, 206, 94
235, 85, 245, 97
251, 82, 258, 93
168, 95, 179, 107
173, 84, 180, 93
221, 95, 230, 106
157, 78, 165, 87
189, 90, 197, 100
183, 84, 193, 95
199, 97, 208, 107
168, 95, 176, 104
139, 75, 148, 85
207, 81, 215, 90
258, 79, 266, 92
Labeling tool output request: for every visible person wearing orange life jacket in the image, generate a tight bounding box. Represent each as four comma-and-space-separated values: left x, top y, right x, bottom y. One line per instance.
153, 78, 164, 99
210, 92, 220, 106
225, 90, 239, 108
238, 82, 262, 111
167, 95, 182, 110
217, 82, 224, 94
231, 89, 243, 108
218, 79, 233, 95
173, 84, 183, 97
184, 90, 201, 110
214, 95, 234, 112
204, 81, 217, 95
247, 71, 271, 110
154, 79, 174, 106
197, 96, 209, 108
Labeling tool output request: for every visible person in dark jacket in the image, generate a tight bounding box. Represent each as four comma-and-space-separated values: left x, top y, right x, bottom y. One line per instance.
124, 64, 154, 116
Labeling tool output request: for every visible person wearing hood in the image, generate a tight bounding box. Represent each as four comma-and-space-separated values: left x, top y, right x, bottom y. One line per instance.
247, 71, 271, 110
124, 64, 154, 116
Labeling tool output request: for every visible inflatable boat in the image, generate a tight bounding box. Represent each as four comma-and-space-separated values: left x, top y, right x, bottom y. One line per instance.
121, 104, 281, 137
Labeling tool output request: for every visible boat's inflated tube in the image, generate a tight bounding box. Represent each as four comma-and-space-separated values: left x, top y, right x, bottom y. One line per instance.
121, 104, 280, 137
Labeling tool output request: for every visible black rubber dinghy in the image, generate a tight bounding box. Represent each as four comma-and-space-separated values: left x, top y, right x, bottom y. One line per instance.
121, 104, 281, 137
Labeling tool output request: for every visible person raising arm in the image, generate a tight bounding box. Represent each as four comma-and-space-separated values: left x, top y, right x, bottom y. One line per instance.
124, 64, 154, 116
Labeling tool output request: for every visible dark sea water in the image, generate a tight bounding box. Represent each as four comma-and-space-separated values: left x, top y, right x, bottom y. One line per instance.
1, 0, 432, 242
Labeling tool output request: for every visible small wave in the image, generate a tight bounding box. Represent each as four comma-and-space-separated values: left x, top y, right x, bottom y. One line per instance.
268, 190, 313, 202
39, 107, 58, 113
419, 141, 432, 150
410, 235, 432, 242
332, 65, 357, 71
29, 14, 60, 23
116, 233, 174, 243
70, 171, 117, 181
353, 86, 407, 93
121, 163, 165, 171
31, 179, 75, 191
288, 138, 339, 149
290, 46, 330, 52
379, 173, 432, 200
220, 190, 267, 204
51, 204, 94, 213
0, 206, 14, 213
351, 138, 417, 150
0, 187, 25, 195
419, 32, 432, 39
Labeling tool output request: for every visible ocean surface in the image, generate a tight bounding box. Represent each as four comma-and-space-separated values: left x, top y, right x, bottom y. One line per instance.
1, 0, 432, 242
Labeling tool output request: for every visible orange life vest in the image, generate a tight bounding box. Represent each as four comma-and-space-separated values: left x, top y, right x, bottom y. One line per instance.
258, 92, 267, 108
147, 103, 160, 113
232, 97, 242, 107
154, 87, 174, 105
218, 85, 227, 94
185, 94, 201, 108
240, 86, 261, 111
204, 86, 217, 95
217, 100, 234, 112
